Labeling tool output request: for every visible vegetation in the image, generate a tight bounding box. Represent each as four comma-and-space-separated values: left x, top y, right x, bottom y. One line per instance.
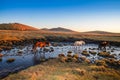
3, 58, 120, 80
0, 58, 2, 61
98, 52, 115, 58
89, 51, 97, 55
6, 58, 15, 63
82, 50, 90, 56
0, 23, 38, 31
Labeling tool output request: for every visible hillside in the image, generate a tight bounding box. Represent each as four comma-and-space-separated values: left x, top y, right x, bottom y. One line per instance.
84, 30, 113, 34
41, 27, 76, 32
0, 23, 39, 31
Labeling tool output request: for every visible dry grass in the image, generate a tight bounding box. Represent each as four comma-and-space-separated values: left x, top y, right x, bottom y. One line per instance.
0, 30, 120, 43
3, 58, 120, 80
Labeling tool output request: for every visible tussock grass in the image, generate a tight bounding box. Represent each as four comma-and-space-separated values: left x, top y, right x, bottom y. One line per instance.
3, 58, 120, 80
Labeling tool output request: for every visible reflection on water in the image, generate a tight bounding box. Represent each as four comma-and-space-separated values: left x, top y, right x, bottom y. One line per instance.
0, 43, 120, 78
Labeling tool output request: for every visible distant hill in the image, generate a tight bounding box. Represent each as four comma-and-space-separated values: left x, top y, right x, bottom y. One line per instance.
84, 30, 113, 34
0, 23, 39, 31
41, 28, 50, 31
41, 27, 75, 32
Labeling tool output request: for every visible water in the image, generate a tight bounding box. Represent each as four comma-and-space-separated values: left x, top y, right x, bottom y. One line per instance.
0, 43, 120, 78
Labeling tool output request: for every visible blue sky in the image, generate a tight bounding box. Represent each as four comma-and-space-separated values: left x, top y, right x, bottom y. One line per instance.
0, 0, 120, 32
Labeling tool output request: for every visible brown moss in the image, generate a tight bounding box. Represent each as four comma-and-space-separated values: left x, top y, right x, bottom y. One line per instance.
82, 50, 90, 56
95, 60, 107, 66
0, 58, 2, 61
6, 58, 15, 63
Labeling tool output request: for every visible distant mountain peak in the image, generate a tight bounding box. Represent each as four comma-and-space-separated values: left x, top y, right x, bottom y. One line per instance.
42, 27, 76, 32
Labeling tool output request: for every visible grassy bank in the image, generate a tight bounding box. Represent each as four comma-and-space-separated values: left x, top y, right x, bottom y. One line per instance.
3, 58, 120, 80
0, 30, 120, 49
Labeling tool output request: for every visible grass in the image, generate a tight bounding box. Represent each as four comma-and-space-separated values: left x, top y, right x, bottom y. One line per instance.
0, 30, 120, 42
3, 58, 120, 80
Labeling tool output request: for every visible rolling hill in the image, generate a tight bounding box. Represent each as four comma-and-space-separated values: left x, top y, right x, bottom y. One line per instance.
84, 30, 113, 34
41, 27, 76, 32
0, 23, 39, 31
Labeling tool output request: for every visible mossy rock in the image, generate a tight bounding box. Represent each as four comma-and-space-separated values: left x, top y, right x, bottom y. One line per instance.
67, 51, 72, 53
73, 54, 79, 59
6, 58, 15, 63
98, 52, 110, 57
82, 50, 90, 56
89, 51, 97, 55
0, 58, 2, 62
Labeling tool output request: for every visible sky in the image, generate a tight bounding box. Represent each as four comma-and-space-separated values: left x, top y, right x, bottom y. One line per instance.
0, 0, 120, 32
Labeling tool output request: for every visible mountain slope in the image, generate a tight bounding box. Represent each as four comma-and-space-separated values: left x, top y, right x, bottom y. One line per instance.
42, 27, 75, 32
84, 30, 113, 34
0, 23, 39, 31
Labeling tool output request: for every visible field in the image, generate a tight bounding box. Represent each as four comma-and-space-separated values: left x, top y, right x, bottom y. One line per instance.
0, 30, 120, 42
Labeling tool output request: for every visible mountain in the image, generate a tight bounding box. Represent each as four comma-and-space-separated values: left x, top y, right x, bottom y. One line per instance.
41, 27, 75, 32
0, 23, 39, 31
84, 30, 113, 34
41, 28, 50, 31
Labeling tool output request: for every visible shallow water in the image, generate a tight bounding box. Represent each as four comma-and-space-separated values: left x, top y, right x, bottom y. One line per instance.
0, 43, 120, 78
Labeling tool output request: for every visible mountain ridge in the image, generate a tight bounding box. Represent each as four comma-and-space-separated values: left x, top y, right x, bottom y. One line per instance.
41, 27, 76, 32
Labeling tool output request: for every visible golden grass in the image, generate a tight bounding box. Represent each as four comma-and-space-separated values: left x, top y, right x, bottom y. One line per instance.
0, 30, 120, 42
3, 58, 120, 80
